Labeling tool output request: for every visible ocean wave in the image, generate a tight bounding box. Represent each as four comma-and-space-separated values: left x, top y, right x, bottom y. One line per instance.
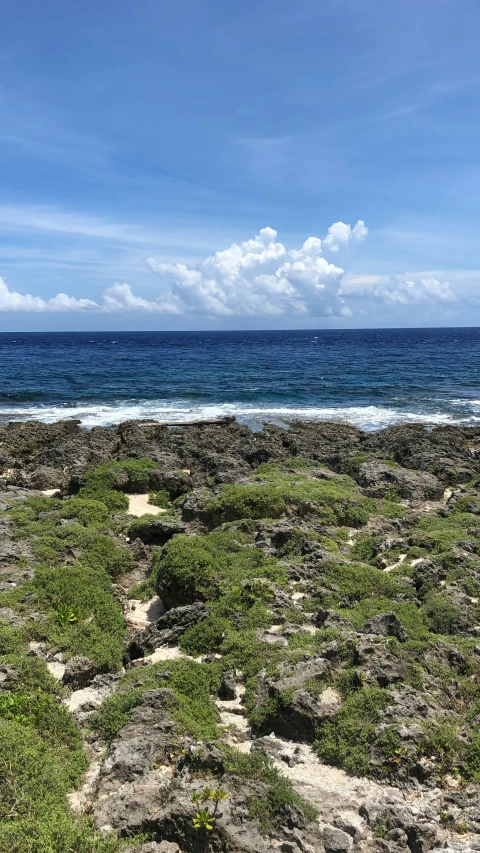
0, 400, 476, 431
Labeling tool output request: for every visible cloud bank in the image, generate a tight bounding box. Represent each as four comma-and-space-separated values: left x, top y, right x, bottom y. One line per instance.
373, 275, 456, 305
0, 220, 462, 318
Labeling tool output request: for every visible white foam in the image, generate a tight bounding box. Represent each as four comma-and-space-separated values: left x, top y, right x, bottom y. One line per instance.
0, 400, 475, 431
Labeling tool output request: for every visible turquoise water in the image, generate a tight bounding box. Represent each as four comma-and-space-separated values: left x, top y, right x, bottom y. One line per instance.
0, 328, 479, 430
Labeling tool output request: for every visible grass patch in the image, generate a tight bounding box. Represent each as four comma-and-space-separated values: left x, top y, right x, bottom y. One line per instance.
149, 489, 171, 509
29, 564, 125, 668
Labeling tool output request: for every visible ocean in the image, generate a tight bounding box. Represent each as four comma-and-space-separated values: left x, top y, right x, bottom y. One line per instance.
0, 328, 479, 431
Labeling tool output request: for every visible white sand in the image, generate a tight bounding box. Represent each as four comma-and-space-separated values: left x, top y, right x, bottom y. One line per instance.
66, 685, 105, 713
125, 596, 165, 626
46, 661, 66, 680
141, 646, 185, 664
127, 494, 168, 517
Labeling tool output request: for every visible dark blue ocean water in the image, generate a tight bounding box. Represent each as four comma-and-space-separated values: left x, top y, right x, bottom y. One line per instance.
0, 328, 479, 430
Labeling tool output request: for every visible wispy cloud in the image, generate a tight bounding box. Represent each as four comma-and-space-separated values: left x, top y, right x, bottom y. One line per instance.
0, 86, 110, 171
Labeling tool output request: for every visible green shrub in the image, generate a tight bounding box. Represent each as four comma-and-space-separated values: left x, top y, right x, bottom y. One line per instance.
61, 498, 110, 528
90, 687, 144, 742
149, 489, 171, 508
351, 536, 378, 562
0, 622, 25, 656
220, 629, 285, 678
180, 616, 232, 656
93, 659, 220, 742
321, 561, 404, 606
206, 473, 375, 526
221, 746, 317, 830
79, 458, 158, 510
339, 598, 429, 640
423, 592, 463, 634
154, 531, 285, 607
0, 720, 117, 853
465, 733, 480, 781
78, 464, 128, 512
31, 565, 125, 667
314, 687, 390, 776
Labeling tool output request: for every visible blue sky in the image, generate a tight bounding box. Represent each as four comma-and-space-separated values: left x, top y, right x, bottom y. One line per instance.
1, 0, 480, 329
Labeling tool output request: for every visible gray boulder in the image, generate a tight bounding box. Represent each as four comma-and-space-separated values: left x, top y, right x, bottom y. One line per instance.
356, 460, 443, 502
364, 612, 408, 642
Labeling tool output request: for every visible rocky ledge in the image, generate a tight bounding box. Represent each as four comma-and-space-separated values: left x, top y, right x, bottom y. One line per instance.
1, 418, 480, 853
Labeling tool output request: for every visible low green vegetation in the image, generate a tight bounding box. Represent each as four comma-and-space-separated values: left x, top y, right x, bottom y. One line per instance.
314, 686, 390, 776
0, 653, 117, 853
0, 720, 119, 853
221, 746, 318, 830
92, 658, 221, 742
154, 530, 286, 607
78, 457, 158, 510
206, 471, 376, 526
148, 488, 171, 508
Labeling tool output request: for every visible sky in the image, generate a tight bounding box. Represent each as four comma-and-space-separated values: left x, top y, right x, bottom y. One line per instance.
1, 0, 480, 330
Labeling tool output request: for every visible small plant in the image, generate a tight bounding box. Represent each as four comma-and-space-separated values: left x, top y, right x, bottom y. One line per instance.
192, 787, 228, 851
0, 693, 28, 724
56, 603, 80, 626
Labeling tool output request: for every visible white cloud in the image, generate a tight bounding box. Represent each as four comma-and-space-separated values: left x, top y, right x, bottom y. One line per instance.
146, 223, 367, 317
323, 220, 368, 252
373, 275, 457, 305
0, 276, 98, 312
0, 220, 367, 316
1, 223, 467, 319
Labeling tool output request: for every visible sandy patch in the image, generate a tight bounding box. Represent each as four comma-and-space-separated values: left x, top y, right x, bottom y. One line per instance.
66, 686, 103, 713
47, 661, 66, 680
141, 646, 185, 664
125, 596, 165, 626
220, 710, 250, 731
127, 494, 168, 517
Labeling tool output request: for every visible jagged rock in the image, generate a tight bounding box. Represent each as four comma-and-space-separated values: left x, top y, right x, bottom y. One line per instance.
0, 663, 19, 689
364, 613, 408, 642
28, 465, 63, 490
251, 657, 338, 740
356, 460, 443, 502
128, 517, 187, 545
219, 669, 237, 700
0, 607, 25, 627
127, 602, 209, 659
62, 656, 108, 690
94, 767, 173, 835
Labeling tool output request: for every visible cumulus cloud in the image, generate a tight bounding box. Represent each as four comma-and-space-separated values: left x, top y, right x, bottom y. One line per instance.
0, 221, 368, 317
146, 223, 367, 317
373, 275, 457, 305
323, 220, 368, 252
0, 276, 98, 312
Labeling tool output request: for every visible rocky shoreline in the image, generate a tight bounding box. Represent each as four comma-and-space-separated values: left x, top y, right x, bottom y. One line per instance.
2, 418, 480, 853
